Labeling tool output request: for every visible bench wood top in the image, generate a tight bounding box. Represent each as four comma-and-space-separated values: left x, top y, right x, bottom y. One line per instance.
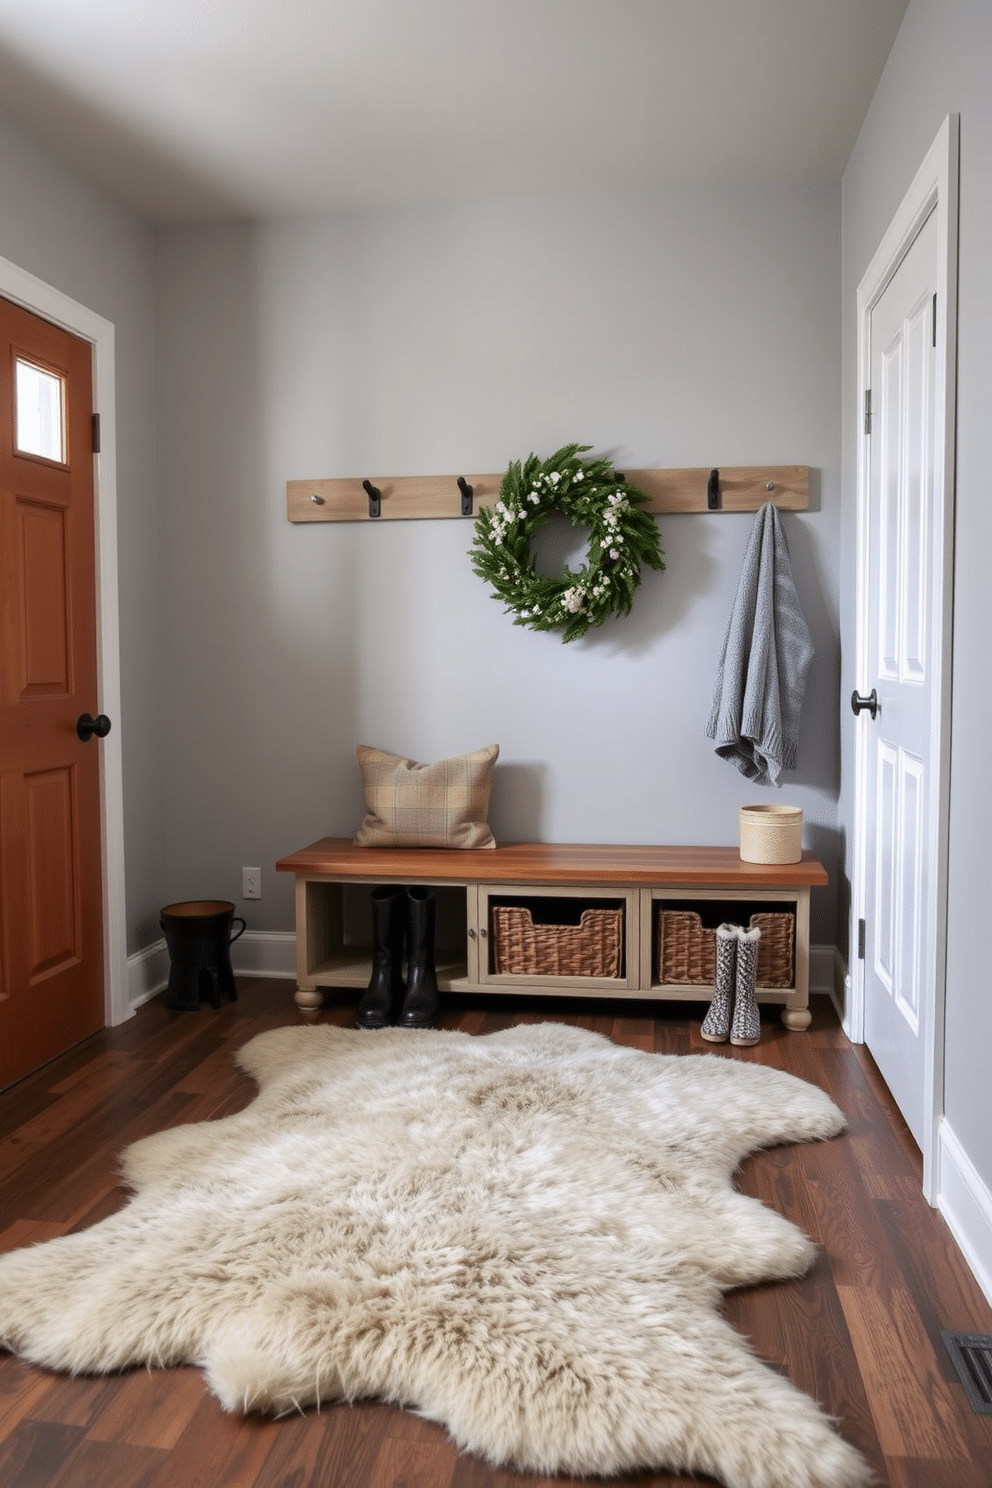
276, 837, 828, 888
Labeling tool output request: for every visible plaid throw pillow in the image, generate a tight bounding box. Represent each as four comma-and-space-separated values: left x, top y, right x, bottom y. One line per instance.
354, 744, 498, 849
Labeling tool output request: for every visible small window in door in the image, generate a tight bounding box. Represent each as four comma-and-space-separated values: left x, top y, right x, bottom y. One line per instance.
14, 357, 67, 463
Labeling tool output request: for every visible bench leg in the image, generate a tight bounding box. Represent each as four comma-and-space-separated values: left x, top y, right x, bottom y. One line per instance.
779, 886, 812, 1030
294, 985, 324, 1012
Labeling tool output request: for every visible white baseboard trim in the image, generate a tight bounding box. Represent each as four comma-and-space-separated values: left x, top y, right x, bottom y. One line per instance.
127, 930, 296, 1013
820, 945, 854, 1033
132, 934, 836, 1005
128, 939, 169, 1011
231, 931, 297, 980
809, 943, 838, 1001
937, 1117, 992, 1310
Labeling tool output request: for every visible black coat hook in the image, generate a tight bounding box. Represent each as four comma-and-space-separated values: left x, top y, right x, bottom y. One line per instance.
457, 476, 474, 516
362, 479, 382, 519
707, 468, 720, 510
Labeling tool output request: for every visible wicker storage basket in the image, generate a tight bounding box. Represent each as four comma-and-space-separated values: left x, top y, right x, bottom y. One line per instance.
656, 909, 794, 988
491, 904, 624, 978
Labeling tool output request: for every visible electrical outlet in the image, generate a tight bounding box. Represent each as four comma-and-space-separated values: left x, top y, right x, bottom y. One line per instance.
242, 866, 261, 900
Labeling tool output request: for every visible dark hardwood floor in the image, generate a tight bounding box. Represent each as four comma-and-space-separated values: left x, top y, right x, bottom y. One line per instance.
1, 981, 991, 1487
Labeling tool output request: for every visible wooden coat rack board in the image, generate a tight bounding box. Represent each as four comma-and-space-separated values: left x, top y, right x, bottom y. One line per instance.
286, 465, 809, 523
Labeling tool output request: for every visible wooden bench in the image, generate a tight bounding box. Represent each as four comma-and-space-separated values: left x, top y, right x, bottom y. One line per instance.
275, 839, 828, 1029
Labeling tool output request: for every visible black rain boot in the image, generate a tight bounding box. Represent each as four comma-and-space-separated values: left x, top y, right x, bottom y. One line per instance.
356, 884, 406, 1029
399, 886, 439, 1029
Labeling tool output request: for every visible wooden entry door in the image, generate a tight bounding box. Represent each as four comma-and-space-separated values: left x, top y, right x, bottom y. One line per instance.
0, 296, 106, 1089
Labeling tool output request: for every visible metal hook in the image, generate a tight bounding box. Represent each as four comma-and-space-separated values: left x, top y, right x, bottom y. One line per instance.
707, 468, 720, 510
362, 479, 382, 519
457, 476, 474, 516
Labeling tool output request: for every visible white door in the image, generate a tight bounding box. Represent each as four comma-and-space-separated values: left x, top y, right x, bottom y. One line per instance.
860, 207, 939, 1149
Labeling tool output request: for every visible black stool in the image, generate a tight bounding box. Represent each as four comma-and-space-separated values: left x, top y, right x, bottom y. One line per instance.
160, 900, 246, 1011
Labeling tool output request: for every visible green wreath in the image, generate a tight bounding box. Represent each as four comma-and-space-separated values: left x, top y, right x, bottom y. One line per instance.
469, 444, 665, 642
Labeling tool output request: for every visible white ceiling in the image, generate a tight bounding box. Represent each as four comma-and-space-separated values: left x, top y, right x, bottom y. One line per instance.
0, 0, 908, 223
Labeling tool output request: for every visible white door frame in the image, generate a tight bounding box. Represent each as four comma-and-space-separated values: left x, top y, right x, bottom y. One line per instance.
849, 115, 959, 1201
0, 253, 129, 1028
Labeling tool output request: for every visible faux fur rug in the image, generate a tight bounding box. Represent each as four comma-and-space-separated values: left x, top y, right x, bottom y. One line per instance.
0, 1023, 871, 1488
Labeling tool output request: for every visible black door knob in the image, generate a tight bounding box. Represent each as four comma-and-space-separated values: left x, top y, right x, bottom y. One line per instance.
76, 712, 112, 742
850, 688, 879, 720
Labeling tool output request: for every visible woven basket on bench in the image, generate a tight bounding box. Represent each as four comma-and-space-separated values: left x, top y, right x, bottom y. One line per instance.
656, 909, 794, 989
492, 905, 624, 978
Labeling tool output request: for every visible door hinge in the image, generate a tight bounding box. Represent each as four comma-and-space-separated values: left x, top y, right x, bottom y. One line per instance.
858, 918, 866, 960
864, 389, 872, 436
91, 413, 101, 454
933, 291, 938, 348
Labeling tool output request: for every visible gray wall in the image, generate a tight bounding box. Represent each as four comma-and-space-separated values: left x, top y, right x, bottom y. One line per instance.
154, 186, 843, 940
840, 0, 992, 1189
0, 106, 165, 954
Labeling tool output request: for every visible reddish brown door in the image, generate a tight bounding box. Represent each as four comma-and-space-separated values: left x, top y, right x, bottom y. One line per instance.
0, 296, 105, 1089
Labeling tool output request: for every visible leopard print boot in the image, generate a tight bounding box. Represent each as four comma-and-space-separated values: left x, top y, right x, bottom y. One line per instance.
730, 924, 762, 1047
701, 923, 738, 1043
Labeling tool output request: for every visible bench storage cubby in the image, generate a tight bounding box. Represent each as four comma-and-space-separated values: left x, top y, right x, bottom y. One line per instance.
655, 906, 795, 989
490, 896, 625, 980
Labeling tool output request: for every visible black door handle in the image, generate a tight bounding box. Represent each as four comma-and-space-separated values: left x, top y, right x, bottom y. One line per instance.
850, 688, 879, 720
76, 712, 112, 742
